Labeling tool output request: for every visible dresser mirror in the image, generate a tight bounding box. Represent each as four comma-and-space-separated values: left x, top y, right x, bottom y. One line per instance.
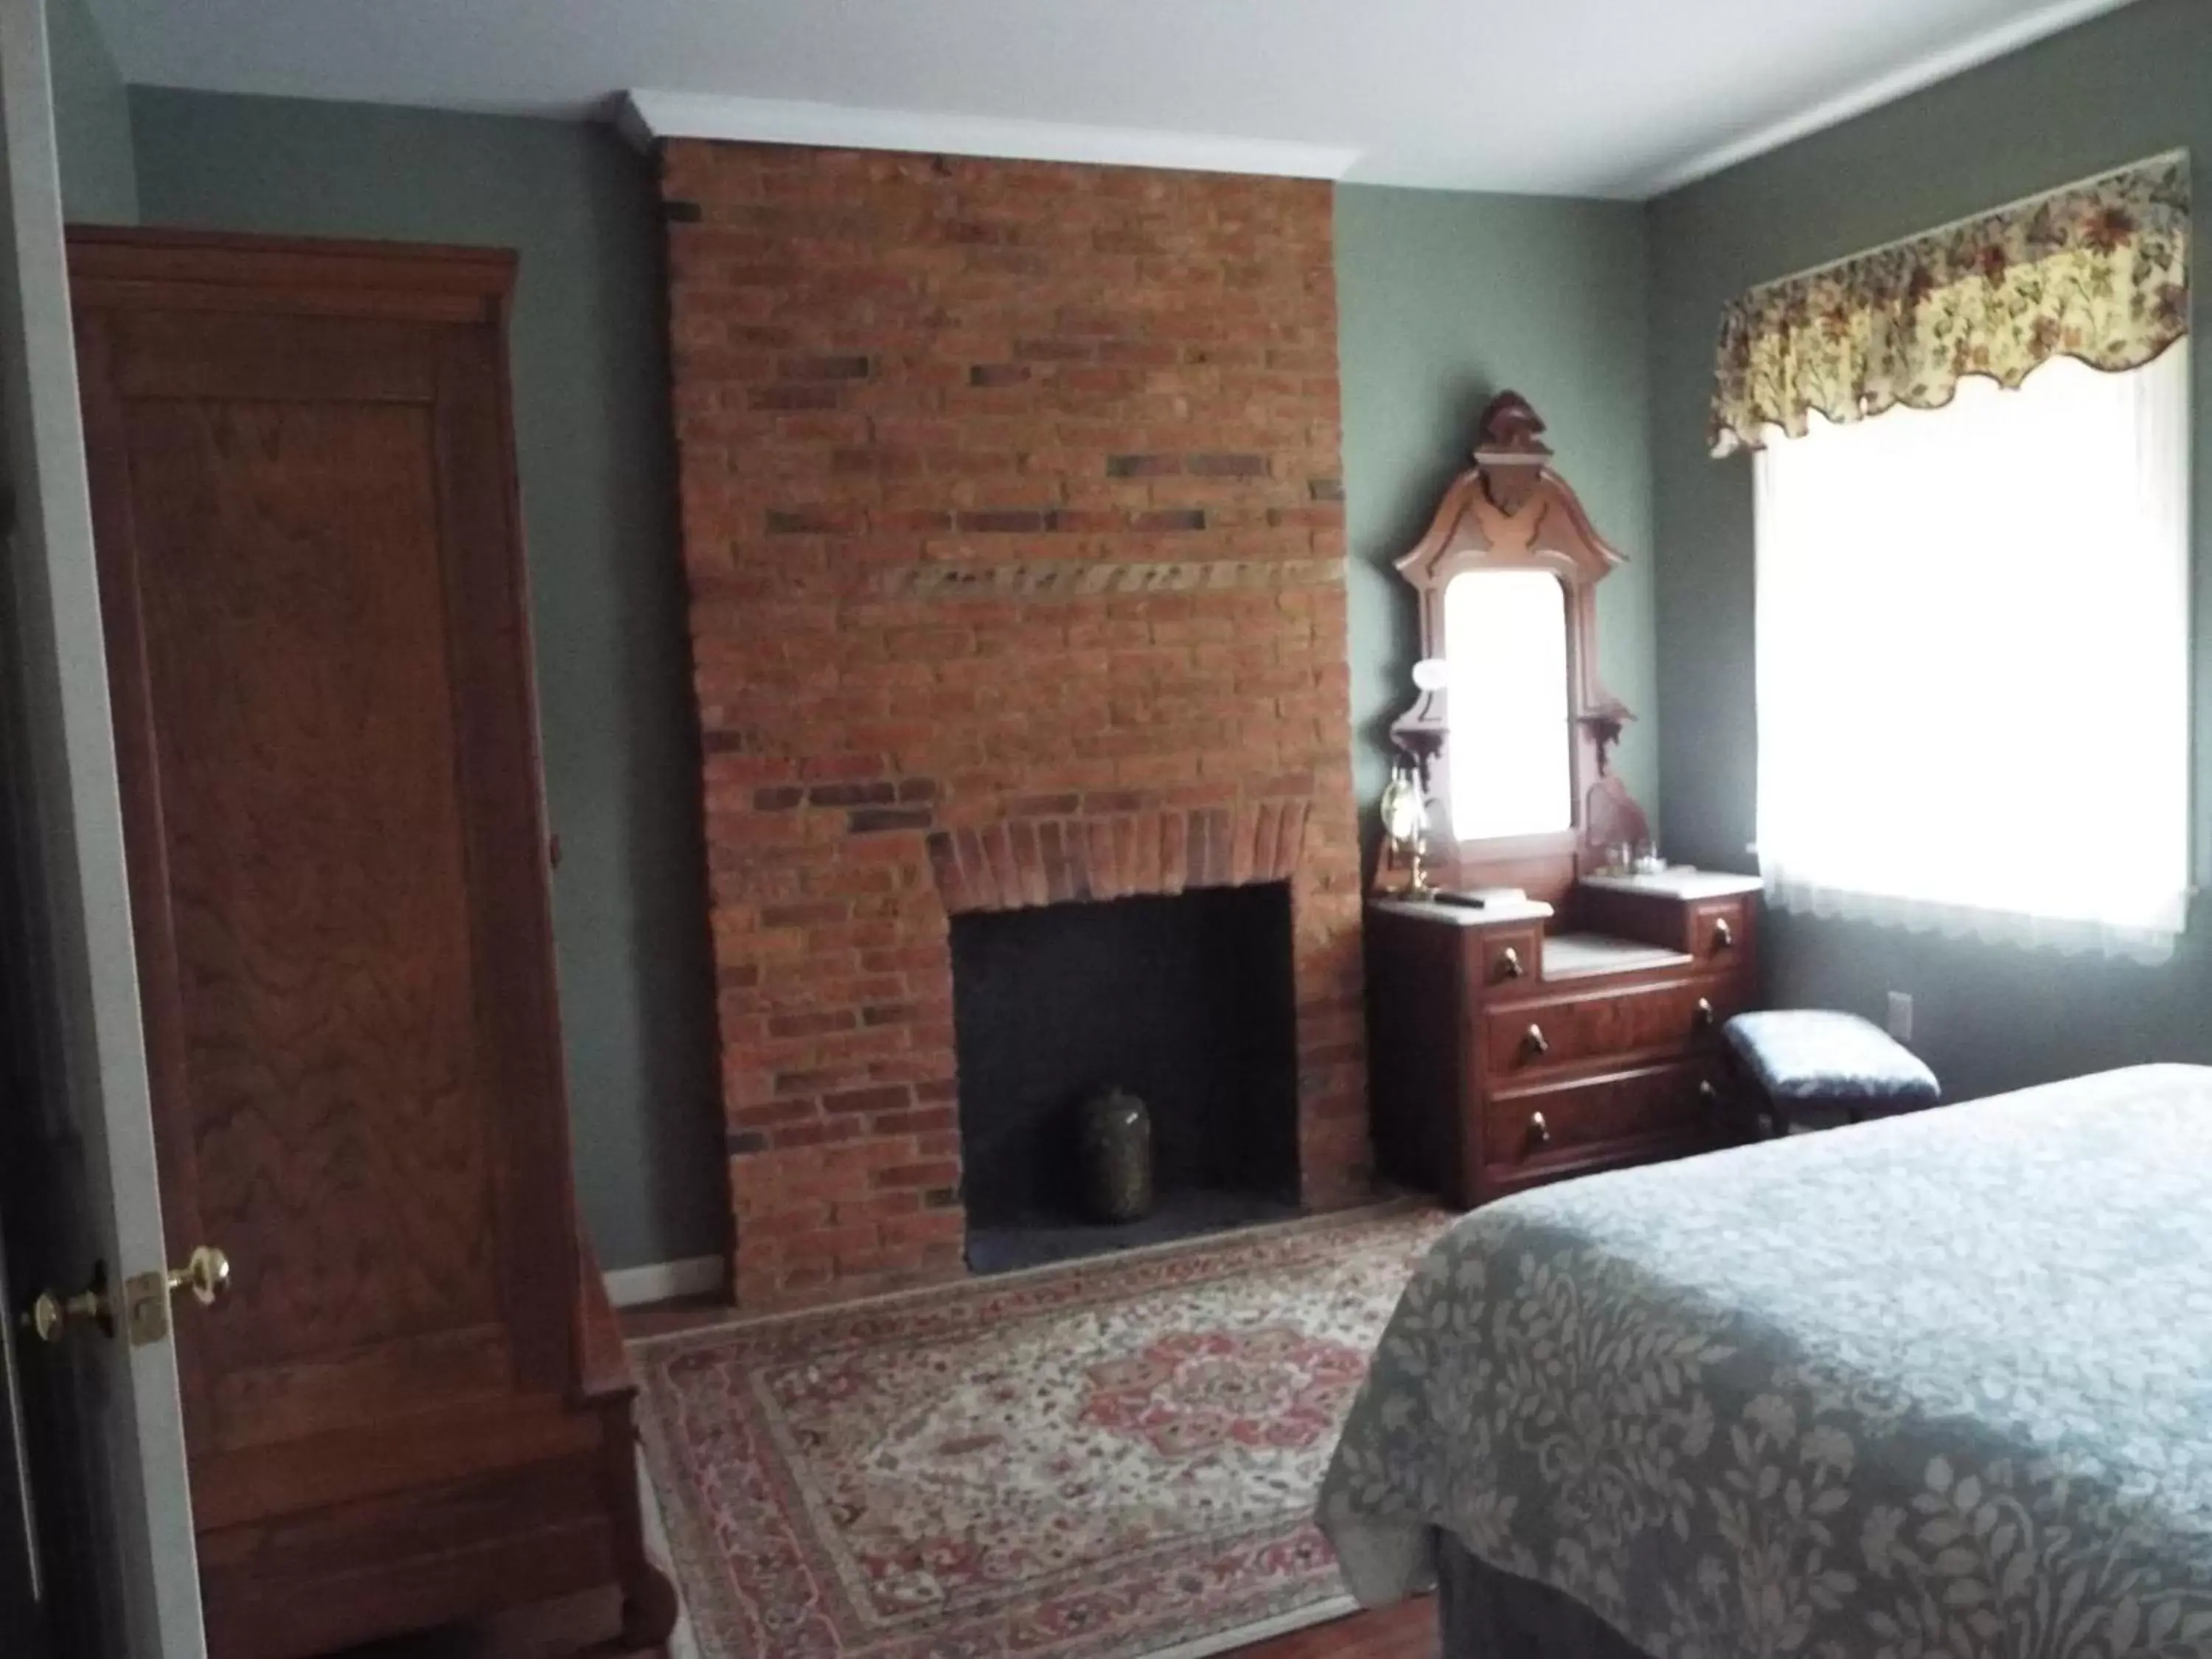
1388, 390, 1641, 902
1440, 568, 1573, 841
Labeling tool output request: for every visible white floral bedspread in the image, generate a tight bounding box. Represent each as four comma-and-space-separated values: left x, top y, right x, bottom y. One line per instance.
1318, 1063, 2212, 1659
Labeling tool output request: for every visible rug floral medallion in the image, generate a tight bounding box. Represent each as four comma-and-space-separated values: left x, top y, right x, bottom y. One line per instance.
633, 1205, 1453, 1659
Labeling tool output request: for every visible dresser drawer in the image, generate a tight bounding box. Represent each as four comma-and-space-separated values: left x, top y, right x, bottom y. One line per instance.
1484, 975, 1745, 1077
1486, 1059, 1722, 1171
1691, 898, 1752, 965
1470, 926, 1543, 994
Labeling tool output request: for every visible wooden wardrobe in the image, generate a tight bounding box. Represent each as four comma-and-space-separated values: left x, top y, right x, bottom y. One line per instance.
67, 229, 672, 1658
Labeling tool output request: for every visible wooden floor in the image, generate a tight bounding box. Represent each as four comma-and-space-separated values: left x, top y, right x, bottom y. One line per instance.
1240, 1600, 1436, 1658
342, 1591, 1437, 1659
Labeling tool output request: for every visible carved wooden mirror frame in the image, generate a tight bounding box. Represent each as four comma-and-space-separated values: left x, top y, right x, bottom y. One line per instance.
1390, 392, 1646, 901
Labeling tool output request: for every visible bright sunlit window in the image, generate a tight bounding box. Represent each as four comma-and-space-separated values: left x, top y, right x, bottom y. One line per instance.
1753, 345, 2191, 961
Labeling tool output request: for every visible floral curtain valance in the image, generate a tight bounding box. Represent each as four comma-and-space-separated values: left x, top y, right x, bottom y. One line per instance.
1709, 153, 2190, 456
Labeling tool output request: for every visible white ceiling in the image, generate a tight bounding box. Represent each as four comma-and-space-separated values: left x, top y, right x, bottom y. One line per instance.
94, 0, 2138, 198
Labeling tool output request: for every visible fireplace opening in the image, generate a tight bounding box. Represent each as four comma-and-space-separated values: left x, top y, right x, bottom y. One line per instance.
950, 882, 1301, 1274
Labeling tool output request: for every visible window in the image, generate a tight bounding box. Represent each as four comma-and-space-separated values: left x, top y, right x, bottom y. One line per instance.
1753, 345, 2191, 961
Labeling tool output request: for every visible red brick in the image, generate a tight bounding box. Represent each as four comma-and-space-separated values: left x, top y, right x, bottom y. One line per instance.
664, 141, 1361, 1305
728, 1098, 819, 1130
737, 1204, 830, 1239
880, 1211, 966, 1248
823, 1083, 912, 1116
1187, 453, 1267, 478
871, 1159, 960, 1191
1105, 453, 1181, 478
872, 1105, 956, 1136
779, 355, 873, 381
751, 385, 844, 413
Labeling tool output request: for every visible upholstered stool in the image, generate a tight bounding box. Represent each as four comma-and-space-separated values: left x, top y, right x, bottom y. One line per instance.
1722, 1009, 1941, 1138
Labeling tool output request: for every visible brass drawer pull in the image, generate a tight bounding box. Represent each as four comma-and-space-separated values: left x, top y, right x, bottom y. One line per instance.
1698, 1079, 1719, 1105
1528, 1110, 1551, 1147
1694, 996, 1716, 1029
1523, 1023, 1550, 1058
1711, 916, 1736, 950
1497, 945, 1524, 981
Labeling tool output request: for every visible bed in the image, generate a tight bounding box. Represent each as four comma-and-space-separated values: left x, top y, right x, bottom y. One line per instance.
1318, 1063, 2212, 1658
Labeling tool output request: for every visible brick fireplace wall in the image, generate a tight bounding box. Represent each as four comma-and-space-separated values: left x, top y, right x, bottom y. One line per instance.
658, 141, 1366, 1307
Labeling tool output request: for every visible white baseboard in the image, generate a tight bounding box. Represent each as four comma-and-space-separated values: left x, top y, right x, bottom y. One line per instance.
605, 1254, 725, 1308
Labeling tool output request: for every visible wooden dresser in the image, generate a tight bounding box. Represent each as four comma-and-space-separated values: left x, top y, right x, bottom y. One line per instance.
1366, 394, 1764, 1209
1366, 873, 1761, 1208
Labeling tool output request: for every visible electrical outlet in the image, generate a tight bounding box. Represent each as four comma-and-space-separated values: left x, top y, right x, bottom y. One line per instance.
1886, 991, 1914, 1044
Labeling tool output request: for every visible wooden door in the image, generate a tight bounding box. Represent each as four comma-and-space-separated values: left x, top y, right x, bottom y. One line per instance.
67, 232, 582, 1537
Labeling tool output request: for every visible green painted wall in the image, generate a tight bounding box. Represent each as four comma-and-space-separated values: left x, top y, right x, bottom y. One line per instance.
1646, 0, 2212, 1102
108, 102, 1663, 1267
49, 0, 135, 222
1335, 186, 1654, 853
130, 90, 725, 1271
77, 0, 2212, 1259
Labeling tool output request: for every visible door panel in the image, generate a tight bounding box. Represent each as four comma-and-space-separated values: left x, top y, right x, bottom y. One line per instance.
73, 274, 577, 1525
0, 0, 204, 1654
125, 392, 504, 1408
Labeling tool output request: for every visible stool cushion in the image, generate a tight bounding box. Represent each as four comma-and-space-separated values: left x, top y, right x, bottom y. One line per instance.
1723, 1010, 1941, 1103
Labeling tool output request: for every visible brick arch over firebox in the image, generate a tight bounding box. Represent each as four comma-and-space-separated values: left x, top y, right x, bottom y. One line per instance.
926, 801, 1312, 917
658, 139, 1368, 1307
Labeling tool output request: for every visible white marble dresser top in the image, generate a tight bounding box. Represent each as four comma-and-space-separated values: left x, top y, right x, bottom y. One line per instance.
1576, 867, 1764, 900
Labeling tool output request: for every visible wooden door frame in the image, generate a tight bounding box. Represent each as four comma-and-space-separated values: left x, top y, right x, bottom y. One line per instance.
0, 0, 206, 1654
0, 1203, 44, 1659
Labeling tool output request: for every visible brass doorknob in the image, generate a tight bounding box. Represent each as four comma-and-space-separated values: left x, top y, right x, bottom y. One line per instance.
1497, 946, 1524, 981
25, 1262, 114, 1345
1711, 917, 1736, 950
1694, 997, 1716, 1029
1528, 1110, 1551, 1147
1523, 1023, 1550, 1058
167, 1247, 232, 1308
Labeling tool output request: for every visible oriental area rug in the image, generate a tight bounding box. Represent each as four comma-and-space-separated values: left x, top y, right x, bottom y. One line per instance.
631, 1204, 1453, 1659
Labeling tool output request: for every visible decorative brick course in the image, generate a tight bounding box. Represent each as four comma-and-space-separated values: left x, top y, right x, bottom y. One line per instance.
659, 141, 1366, 1308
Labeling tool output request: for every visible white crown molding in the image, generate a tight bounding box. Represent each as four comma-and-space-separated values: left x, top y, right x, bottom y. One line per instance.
1635, 0, 2142, 198
604, 1254, 725, 1309
616, 90, 1360, 181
